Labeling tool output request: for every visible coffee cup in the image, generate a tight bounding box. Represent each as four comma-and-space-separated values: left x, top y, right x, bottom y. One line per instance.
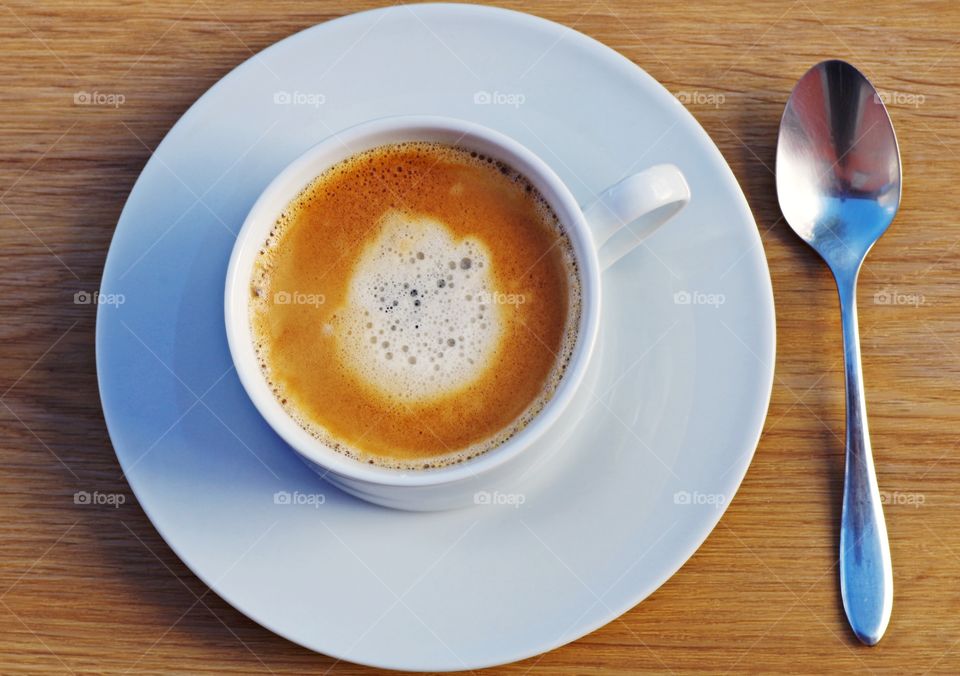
225, 115, 689, 510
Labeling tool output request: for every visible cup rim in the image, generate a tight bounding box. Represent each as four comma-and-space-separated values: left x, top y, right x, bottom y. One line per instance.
224, 115, 601, 488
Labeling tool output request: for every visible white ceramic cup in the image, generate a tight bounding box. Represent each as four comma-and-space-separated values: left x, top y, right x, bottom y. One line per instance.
225, 116, 689, 511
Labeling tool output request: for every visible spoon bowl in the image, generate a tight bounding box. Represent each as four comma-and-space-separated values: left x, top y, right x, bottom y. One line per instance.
777, 60, 902, 271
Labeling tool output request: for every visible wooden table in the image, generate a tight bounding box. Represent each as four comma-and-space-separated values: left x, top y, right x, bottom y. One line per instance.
2, 0, 958, 672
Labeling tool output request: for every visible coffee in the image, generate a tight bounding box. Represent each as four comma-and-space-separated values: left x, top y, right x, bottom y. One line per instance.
250, 141, 580, 469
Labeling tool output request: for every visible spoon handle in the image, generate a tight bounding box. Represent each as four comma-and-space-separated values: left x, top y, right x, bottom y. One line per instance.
835, 272, 893, 645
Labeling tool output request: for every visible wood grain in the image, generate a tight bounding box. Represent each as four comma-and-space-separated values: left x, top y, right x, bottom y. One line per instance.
1, 0, 959, 672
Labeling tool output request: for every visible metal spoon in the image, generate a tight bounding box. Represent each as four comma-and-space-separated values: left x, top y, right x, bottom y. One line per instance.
776, 59, 899, 645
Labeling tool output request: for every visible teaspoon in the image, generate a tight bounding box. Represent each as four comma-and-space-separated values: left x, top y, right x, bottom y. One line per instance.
776, 59, 899, 645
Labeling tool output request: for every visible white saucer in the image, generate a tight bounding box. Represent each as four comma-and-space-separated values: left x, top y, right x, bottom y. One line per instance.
97, 4, 775, 670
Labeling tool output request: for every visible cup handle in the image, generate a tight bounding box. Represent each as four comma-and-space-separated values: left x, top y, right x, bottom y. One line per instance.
581, 164, 691, 270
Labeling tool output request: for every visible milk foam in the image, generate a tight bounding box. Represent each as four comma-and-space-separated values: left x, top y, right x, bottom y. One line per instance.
334, 210, 504, 402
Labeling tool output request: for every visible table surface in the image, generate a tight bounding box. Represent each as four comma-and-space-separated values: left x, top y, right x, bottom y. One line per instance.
2, 0, 958, 672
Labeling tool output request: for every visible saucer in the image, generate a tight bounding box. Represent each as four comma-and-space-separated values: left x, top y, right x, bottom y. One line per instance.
97, 3, 775, 671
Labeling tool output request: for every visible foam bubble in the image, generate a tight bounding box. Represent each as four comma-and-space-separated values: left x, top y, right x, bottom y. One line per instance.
334, 210, 502, 402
